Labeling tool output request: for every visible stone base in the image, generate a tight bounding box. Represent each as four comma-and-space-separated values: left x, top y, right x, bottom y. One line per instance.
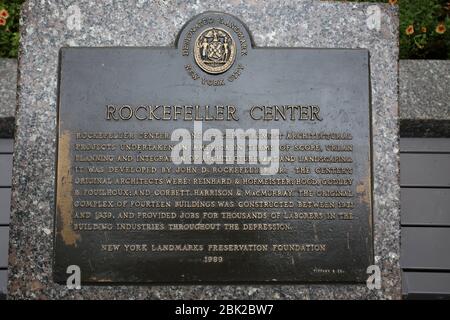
399, 60, 450, 138
8, 0, 400, 299
0, 59, 17, 138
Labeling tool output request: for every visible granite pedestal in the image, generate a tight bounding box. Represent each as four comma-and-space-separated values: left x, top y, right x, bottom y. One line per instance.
399, 60, 450, 137
0, 59, 17, 138
8, 0, 400, 299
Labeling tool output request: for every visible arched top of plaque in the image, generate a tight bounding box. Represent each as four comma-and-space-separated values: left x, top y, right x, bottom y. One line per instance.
176, 11, 254, 75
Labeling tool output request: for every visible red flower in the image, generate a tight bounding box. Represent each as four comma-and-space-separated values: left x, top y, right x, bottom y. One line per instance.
0, 9, 9, 19
405, 25, 414, 36
0, 18, 6, 26
436, 23, 446, 34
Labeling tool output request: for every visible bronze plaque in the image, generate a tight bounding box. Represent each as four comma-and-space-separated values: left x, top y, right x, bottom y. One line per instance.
54, 12, 373, 283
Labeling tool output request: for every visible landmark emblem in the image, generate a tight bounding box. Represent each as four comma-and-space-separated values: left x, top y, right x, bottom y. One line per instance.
194, 27, 236, 74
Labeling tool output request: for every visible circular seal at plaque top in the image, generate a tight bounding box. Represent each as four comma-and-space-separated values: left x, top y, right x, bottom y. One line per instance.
194, 27, 236, 74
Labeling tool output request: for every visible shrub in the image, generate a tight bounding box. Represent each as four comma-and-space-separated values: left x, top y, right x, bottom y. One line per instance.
399, 0, 450, 59
0, 0, 24, 58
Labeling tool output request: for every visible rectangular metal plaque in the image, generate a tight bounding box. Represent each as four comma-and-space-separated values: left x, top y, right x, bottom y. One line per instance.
54, 12, 373, 283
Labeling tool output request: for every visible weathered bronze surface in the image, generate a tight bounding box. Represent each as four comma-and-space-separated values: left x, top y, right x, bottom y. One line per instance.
54, 12, 373, 283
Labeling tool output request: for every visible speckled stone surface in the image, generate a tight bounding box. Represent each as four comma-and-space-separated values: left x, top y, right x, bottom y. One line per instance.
8, 0, 400, 299
0, 58, 17, 138
399, 60, 450, 137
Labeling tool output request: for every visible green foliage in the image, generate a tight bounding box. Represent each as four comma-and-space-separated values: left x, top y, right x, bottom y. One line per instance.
399, 0, 450, 59
0, 0, 24, 58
